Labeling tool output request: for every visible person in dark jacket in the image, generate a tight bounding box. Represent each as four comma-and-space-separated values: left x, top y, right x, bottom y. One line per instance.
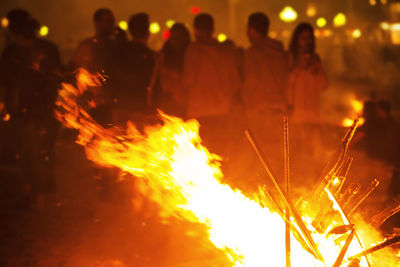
113, 12, 156, 125
0, 14, 63, 210
69, 8, 122, 126
157, 23, 191, 117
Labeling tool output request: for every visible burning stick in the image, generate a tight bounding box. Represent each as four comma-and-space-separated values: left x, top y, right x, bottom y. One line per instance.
313, 119, 359, 201
245, 129, 325, 263
332, 227, 356, 267
371, 197, 400, 228
347, 179, 380, 216
259, 185, 317, 257
324, 188, 372, 267
340, 183, 361, 210
284, 116, 291, 267
334, 157, 354, 196
312, 183, 360, 232
348, 235, 400, 259
258, 185, 284, 215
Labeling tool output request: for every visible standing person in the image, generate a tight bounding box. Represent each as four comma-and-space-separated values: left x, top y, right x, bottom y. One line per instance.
157, 23, 191, 117
69, 8, 120, 126
182, 13, 240, 156
113, 12, 156, 125
242, 12, 289, 119
2, 9, 31, 47
0, 9, 31, 165
0, 15, 63, 210
69, 8, 118, 73
288, 23, 328, 157
69, 8, 124, 201
241, 12, 289, 175
288, 23, 328, 124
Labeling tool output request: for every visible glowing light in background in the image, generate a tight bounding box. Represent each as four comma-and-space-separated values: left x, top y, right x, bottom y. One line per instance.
369, 0, 377, 6
149, 22, 161, 34
39, 25, 49, 37
306, 4, 317, 17
352, 29, 362, 39
281, 30, 291, 39
389, 23, 400, 44
217, 33, 227, 43
381, 0, 387, 5
380, 22, 390, 31
190, 6, 201, 15
162, 29, 171, 40
269, 31, 278, 39
118, 20, 128, 31
279, 6, 298, 23
391, 23, 400, 31
1, 17, 9, 28
166, 19, 175, 28
333, 13, 346, 27
315, 29, 333, 38
316, 17, 327, 28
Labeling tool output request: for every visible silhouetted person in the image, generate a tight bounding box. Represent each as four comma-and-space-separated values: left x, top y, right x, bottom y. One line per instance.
0, 15, 63, 210
242, 12, 289, 119
112, 12, 156, 126
288, 23, 328, 125
241, 12, 289, 174
69, 8, 121, 126
157, 23, 191, 117
182, 13, 240, 155
288, 23, 328, 159
3, 9, 31, 46
69, 8, 117, 73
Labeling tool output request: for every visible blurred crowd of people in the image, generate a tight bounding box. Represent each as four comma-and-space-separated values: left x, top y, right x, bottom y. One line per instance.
0, 7, 353, 210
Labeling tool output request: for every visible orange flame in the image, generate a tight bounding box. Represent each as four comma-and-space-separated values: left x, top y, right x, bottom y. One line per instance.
55, 69, 399, 266
342, 95, 365, 127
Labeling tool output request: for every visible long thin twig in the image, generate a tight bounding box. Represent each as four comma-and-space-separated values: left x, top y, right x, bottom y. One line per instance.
332, 227, 356, 267
348, 236, 400, 259
347, 179, 380, 216
284, 116, 291, 267
324, 188, 371, 267
245, 129, 325, 263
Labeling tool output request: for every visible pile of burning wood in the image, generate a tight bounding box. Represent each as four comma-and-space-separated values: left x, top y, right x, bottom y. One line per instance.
55, 69, 399, 266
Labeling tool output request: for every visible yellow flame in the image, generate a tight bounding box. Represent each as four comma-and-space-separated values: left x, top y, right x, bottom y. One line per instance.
341, 95, 364, 127
55, 69, 399, 266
